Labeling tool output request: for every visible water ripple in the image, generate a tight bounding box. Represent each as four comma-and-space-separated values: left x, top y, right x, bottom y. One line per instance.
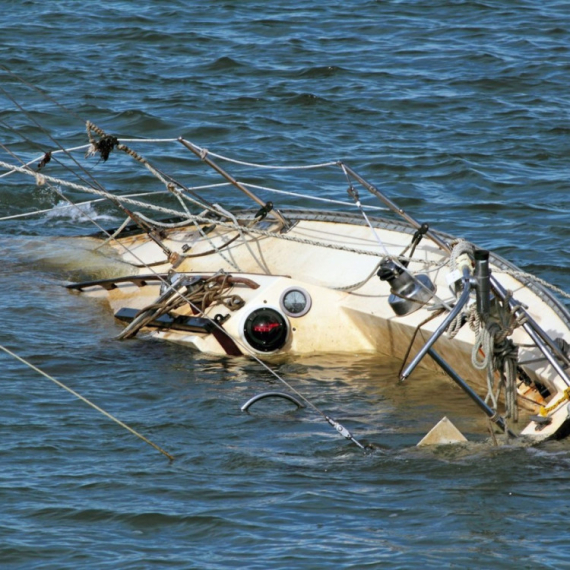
2, 1, 570, 568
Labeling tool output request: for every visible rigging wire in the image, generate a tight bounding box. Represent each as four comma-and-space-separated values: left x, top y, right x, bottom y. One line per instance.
0, 110, 368, 452
0, 158, 398, 260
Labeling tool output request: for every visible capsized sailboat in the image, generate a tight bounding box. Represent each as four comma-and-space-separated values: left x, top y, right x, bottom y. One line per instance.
3, 121, 570, 444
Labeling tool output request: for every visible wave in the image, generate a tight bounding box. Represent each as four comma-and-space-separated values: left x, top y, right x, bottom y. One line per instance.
44, 200, 116, 223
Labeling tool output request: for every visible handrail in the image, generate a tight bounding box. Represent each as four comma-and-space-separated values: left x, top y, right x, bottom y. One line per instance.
241, 392, 305, 412
400, 267, 472, 380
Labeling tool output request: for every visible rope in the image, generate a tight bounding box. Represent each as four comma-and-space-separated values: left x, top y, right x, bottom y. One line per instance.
471, 315, 495, 371
213, 204, 266, 273
0, 158, 396, 261
183, 142, 338, 170
0, 343, 174, 461
0, 86, 371, 452
332, 260, 383, 292
449, 239, 474, 271
244, 183, 388, 212
503, 356, 518, 422
501, 269, 570, 302
94, 215, 132, 250
469, 299, 521, 419
118, 137, 180, 144
0, 145, 92, 179
0, 189, 207, 223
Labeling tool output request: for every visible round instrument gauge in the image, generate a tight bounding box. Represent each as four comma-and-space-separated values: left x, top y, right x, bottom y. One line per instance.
280, 287, 312, 317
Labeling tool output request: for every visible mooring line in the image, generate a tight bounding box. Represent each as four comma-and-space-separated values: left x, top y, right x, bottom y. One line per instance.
0, 343, 175, 461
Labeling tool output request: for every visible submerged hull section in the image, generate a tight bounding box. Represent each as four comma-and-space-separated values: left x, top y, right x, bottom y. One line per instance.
70, 209, 570, 441
5, 121, 570, 448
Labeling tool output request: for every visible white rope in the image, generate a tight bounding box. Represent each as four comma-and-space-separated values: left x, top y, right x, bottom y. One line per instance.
0, 144, 92, 179
0, 190, 170, 222
118, 137, 180, 144
449, 239, 474, 270
126, 199, 386, 258
94, 215, 132, 250
471, 315, 494, 371
464, 291, 521, 419
183, 141, 338, 170
332, 260, 383, 292
213, 204, 264, 272
133, 213, 197, 229
244, 183, 388, 212
137, 210, 242, 272
4, 137, 334, 171
339, 165, 389, 255
501, 268, 570, 302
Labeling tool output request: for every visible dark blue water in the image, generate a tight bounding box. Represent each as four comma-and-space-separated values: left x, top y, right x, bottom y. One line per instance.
2, 1, 570, 568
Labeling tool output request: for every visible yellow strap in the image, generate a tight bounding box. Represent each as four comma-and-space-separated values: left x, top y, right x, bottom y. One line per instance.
539, 386, 570, 416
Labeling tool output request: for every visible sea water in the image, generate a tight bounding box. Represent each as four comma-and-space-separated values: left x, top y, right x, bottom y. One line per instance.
2, 1, 570, 568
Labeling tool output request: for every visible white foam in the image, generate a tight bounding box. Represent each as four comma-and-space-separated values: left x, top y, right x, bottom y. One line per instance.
44, 200, 117, 223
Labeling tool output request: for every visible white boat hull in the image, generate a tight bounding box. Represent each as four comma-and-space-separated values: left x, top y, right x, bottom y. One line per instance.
69, 209, 570, 440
